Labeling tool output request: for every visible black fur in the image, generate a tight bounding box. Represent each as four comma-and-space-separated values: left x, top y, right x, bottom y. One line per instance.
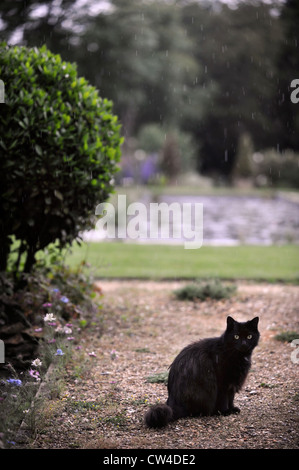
145, 316, 260, 428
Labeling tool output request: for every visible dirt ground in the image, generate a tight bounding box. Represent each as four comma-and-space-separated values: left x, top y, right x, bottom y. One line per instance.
27, 280, 299, 449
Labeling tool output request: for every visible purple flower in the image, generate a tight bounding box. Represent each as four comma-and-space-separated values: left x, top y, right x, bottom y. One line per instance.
60, 296, 69, 304
55, 349, 64, 356
110, 350, 118, 360
28, 369, 40, 381
7, 378, 22, 386
42, 302, 52, 308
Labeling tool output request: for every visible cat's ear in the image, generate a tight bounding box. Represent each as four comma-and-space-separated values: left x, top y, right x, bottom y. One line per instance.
226, 316, 235, 329
249, 317, 259, 329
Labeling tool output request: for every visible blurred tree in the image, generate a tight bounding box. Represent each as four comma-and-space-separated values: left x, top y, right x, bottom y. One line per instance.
1, 0, 293, 179
276, 0, 299, 151
161, 132, 181, 183
71, 0, 201, 141
181, 0, 282, 177
233, 132, 254, 181
137, 124, 165, 154
0, 0, 73, 48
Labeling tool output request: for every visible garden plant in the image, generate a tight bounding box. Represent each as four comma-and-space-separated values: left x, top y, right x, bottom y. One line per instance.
0, 42, 122, 275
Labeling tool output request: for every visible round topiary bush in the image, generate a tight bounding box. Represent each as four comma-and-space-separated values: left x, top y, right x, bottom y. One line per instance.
0, 43, 123, 273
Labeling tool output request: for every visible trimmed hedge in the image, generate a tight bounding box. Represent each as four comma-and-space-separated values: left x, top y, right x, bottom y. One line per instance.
0, 43, 122, 273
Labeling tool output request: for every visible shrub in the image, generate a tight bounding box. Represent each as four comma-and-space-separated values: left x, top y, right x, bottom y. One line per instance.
252, 149, 299, 188
174, 279, 237, 301
274, 331, 299, 343
145, 371, 169, 384
137, 124, 198, 175
0, 43, 122, 274
137, 123, 165, 154
233, 132, 254, 179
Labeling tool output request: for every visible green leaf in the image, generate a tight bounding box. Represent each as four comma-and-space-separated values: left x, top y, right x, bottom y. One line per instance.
54, 189, 63, 201
35, 144, 42, 156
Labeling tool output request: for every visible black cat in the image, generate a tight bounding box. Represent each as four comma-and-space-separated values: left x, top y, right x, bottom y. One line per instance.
145, 316, 260, 428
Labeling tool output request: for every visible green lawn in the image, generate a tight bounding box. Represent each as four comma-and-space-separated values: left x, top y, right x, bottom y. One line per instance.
64, 242, 299, 282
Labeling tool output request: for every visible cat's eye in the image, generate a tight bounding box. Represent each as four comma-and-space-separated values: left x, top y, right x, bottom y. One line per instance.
247, 334, 252, 339
234, 335, 239, 340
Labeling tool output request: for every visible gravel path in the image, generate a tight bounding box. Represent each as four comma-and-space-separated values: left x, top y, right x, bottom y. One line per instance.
29, 281, 299, 449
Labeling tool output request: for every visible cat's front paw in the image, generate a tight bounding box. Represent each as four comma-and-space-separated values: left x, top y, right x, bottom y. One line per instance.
218, 408, 231, 416
219, 406, 240, 416
230, 406, 240, 414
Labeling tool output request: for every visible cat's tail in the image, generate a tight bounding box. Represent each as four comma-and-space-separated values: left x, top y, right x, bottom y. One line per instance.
144, 404, 173, 428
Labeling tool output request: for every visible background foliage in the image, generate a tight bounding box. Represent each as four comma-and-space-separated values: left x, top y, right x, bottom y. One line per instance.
0, 0, 298, 182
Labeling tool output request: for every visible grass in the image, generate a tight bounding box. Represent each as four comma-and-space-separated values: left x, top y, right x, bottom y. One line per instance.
274, 331, 299, 343
174, 279, 237, 301
64, 242, 299, 283
112, 184, 277, 199
145, 371, 169, 384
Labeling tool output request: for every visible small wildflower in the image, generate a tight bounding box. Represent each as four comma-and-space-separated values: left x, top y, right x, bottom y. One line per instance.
23, 409, 30, 414
55, 348, 64, 356
75, 346, 82, 350
34, 327, 43, 333
7, 378, 22, 386
67, 337, 75, 341
48, 338, 56, 344
29, 369, 40, 381
88, 351, 96, 357
31, 358, 42, 368
44, 313, 56, 323
42, 302, 52, 308
52, 288, 60, 293
110, 350, 118, 360
60, 296, 69, 303
64, 327, 72, 335
55, 325, 64, 334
